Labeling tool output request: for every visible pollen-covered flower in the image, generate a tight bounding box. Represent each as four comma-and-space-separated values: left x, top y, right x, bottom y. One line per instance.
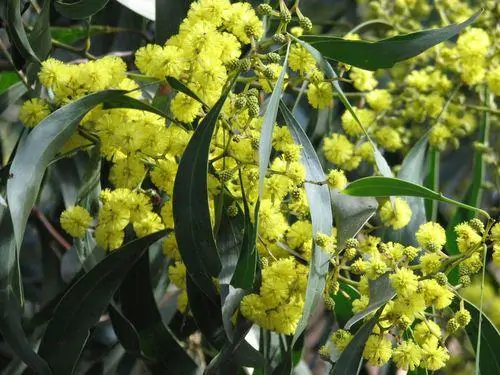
379, 198, 412, 230
19, 99, 51, 128
307, 82, 333, 108
327, 169, 348, 190
60, 206, 93, 238
362, 335, 392, 367
415, 222, 446, 252
392, 340, 421, 371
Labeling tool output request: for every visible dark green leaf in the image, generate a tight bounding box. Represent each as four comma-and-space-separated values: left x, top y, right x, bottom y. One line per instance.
345, 273, 395, 329
7, 90, 126, 251
0, 81, 27, 115
38, 230, 166, 375
55, 0, 110, 19
332, 309, 382, 375
6, 0, 40, 62
300, 12, 480, 71
279, 102, 333, 345
0, 208, 52, 375
119, 250, 197, 374
389, 134, 429, 246
173, 77, 236, 301
108, 303, 142, 356
258, 43, 290, 199
102, 94, 178, 124
424, 148, 440, 221
166, 76, 207, 108
294, 37, 393, 178
29, 0, 52, 60
0, 72, 21, 94
155, 0, 192, 44
462, 299, 500, 375
231, 176, 257, 291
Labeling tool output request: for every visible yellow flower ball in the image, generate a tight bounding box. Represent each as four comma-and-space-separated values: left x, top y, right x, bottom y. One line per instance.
60, 206, 93, 238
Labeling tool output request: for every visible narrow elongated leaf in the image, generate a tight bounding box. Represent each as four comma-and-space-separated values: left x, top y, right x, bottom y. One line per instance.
173, 77, 236, 301
345, 274, 395, 329
55, 0, 110, 19
424, 148, 440, 221
463, 299, 500, 375
332, 310, 382, 375
0, 81, 27, 115
102, 94, 177, 123
259, 42, 290, 198
38, 230, 166, 375
294, 37, 393, 179
119, 251, 197, 374
166, 76, 207, 107
108, 303, 142, 356
7, 90, 126, 251
301, 12, 479, 71
389, 134, 429, 245
155, 0, 192, 44
0, 208, 51, 375
279, 102, 333, 344
29, 0, 52, 60
6, 0, 40, 62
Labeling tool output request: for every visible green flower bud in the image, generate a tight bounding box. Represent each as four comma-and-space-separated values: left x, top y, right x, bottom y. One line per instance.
469, 218, 484, 234
455, 309, 471, 327
235, 95, 247, 110
299, 16, 313, 32
345, 238, 359, 249
266, 52, 281, 63
238, 58, 252, 71
257, 4, 273, 16
248, 103, 260, 118
434, 272, 448, 286
272, 33, 287, 44
446, 318, 460, 334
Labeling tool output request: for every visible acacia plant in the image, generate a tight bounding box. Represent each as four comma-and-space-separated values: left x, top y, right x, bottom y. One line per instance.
0, 0, 499, 374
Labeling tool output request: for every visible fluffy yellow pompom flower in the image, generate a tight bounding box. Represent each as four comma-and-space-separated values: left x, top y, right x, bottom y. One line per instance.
95, 225, 124, 250
330, 329, 353, 352
379, 198, 412, 230
366, 89, 392, 112
389, 268, 418, 297
490, 223, 500, 243
420, 279, 454, 309
223, 2, 263, 44
288, 44, 316, 74
415, 221, 446, 252
327, 169, 348, 190
170, 93, 202, 123
150, 156, 178, 194
307, 82, 333, 108
38, 58, 68, 88
392, 340, 422, 371
60, 206, 93, 238
349, 67, 378, 91
109, 157, 146, 189
455, 222, 482, 253
362, 335, 392, 367
323, 133, 354, 166
414, 320, 441, 347
375, 126, 403, 152
486, 66, 500, 96
341, 108, 375, 136
19, 99, 51, 128
456, 28, 491, 59
133, 212, 165, 238
420, 342, 449, 371
420, 253, 443, 275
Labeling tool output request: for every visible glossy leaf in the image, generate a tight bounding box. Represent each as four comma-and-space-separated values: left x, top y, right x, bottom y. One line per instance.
6, 0, 40, 62
173, 77, 236, 301
259, 42, 290, 199
55, 0, 110, 19
332, 310, 382, 374
345, 273, 395, 329
29, 0, 52, 60
0, 81, 27, 115
279, 102, 333, 344
119, 251, 197, 373
38, 230, 166, 375
102, 94, 177, 124
108, 303, 142, 356
463, 299, 500, 375
166, 76, 207, 108
7, 90, 128, 252
0, 208, 51, 375
300, 12, 479, 71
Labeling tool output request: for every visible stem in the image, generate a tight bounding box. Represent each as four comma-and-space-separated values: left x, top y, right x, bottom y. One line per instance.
475, 244, 487, 375
439, 194, 490, 220
52, 40, 96, 60
425, 148, 440, 221
466, 104, 500, 116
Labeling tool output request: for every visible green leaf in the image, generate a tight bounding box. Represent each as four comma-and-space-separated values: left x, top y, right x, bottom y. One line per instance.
342, 176, 489, 219
231, 176, 257, 291
332, 309, 382, 375
55, 0, 110, 19
6, 0, 40, 62
344, 273, 395, 329
0, 72, 21, 94
29, 0, 52, 60
119, 250, 198, 374
279, 102, 333, 345
38, 230, 166, 375
294, 37, 393, 179
258, 42, 291, 199
424, 147, 440, 221
7, 90, 127, 252
388, 134, 429, 246
300, 12, 480, 71
0, 208, 52, 375
330, 190, 378, 250
462, 299, 500, 375
173, 76, 236, 302
108, 303, 142, 356
0, 81, 26, 115
155, 0, 192, 44
102, 94, 177, 124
